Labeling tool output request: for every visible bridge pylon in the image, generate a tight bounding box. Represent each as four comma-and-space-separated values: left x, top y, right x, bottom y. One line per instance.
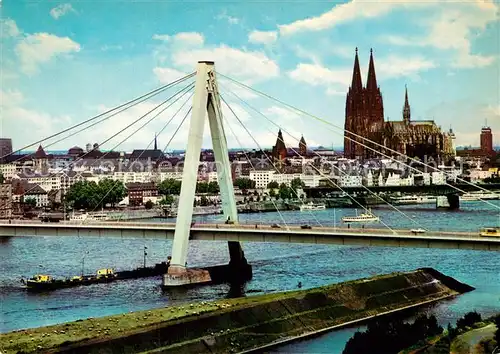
163, 61, 251, 287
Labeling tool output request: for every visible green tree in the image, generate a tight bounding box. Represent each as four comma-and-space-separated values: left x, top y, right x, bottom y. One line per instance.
278, 183, 291, 200
494, 314, 500, 344
158, 178, 182, 195
269, 189, 276, 199
65, 181, 100, 210
24, 197, 37, 208
98, 178, 126, 207
144, 200, 154, 209
159, 194, 174, 206
207, 181, 219, 194
291, 178, 305, 197
267, 181, 279, 189
0, 172, 4, 184
234, 177, 256, 189
196, 182, 209, 193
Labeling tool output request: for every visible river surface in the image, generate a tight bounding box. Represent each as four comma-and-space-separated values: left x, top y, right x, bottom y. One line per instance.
1, 201, 499, 353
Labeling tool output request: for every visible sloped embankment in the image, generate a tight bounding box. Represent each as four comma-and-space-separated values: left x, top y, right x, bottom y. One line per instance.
0, 268, 474, 354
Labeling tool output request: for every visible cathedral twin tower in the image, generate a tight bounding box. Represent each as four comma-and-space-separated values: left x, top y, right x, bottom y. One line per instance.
344, 48, 454, 161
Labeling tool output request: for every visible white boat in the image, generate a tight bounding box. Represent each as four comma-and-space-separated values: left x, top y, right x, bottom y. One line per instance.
300, 202, 326, 211
70, 212, 110, 222
342, 209, 380, 223
391, 195, 437, 205
480, 227, 500, 237
460, 192, 499, 201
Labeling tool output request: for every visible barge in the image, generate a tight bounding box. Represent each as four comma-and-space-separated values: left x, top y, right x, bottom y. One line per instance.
21, 261, 170, 292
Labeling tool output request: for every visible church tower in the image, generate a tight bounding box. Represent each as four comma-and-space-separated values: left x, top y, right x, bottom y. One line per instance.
403, 85, 411, 124
272, 129, 287, 161
299, 135, 307, 156
344, 48, 385, 160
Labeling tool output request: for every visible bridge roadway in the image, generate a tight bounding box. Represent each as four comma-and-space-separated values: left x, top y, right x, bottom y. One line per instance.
0, 221, 498, 252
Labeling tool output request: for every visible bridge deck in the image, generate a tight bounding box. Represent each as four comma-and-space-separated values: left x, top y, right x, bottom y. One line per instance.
0, 222, 498, 252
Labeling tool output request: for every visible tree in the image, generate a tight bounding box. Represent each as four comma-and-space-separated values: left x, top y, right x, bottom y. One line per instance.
196, 182, 209, 193
234, 178, 256, 189
144, 200, 154, 209
290, 178, 305, 198
278, 183, 291, 200
159, 194, 174, 206
158, 178, 181, 195
0, 172, 4, 184
207, 181, 219, 194
24, 197, 37, 208
65, 181, 101, 210
98, 178, 126, 207
494, 314, 500, 344
269, 189, 276, 199
267, 181, 279, 189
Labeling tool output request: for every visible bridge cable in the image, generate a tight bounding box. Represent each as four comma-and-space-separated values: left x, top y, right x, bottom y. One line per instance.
219, 92, 397, 234
220, 84, 427, 230
19, 81, 194, 203
220, 100, 291, 230
218, 74, 500, 201
79, 84, 196, 224
220, 96, 324, 228
218, 74, 500, 211
2, 72, 196, 161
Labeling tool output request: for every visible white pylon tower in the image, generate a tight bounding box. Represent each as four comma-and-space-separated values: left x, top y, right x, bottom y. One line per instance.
164, 61, 239, 286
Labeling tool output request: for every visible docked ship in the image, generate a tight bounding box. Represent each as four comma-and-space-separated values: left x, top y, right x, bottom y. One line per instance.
300, 202, 326, 211
21, 262, 170, 292
342, 209, 380, 223
69, 212, 110, 222
460, 192, 499, 202
390, 195, 437, 205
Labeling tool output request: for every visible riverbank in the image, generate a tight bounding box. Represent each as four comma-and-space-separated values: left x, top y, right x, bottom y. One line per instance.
0, 268, 473, 353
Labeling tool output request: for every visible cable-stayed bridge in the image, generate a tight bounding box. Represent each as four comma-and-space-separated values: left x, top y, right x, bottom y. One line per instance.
2, 61, 499, 287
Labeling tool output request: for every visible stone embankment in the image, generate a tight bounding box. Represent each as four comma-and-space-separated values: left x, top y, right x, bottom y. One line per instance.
0, 268, 474, 354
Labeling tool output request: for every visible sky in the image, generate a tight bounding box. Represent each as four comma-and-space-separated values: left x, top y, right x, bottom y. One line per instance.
1, 0, 499, 153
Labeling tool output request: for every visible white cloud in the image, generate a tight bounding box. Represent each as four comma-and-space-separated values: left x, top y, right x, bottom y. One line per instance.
101, 44, 123, 51
248, 30, 278, 45
15, 33, 81, 74
171, 45, 280, 82
376, 55, 436, 78
263, 106, 301, 122
288, 63, 352, 88
152, 32, 204, 46
0, 19, 20, 38
216, 11, 240, 25
382, 3, 498, 68
153, 67, 190, 84
1, 90, 72, 148
50, 3, 76, 20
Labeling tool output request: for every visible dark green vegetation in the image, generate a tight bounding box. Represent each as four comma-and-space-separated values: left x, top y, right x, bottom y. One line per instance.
343, 314, 442, 354
410, 311, 499, 353
64, 179, 126, 210
234, 177, 256, 189
0, 268, 473, 354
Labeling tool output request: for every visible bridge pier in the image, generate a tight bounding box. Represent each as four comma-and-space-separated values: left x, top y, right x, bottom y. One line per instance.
163, 61, 251, 288
436, 194, 460, 210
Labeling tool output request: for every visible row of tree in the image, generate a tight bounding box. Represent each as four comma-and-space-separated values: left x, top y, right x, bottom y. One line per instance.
65, 179, 127, 210
157, 179, 220, 195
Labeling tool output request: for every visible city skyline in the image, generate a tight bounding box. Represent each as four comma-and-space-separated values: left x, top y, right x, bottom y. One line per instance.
1, 0, 499, 152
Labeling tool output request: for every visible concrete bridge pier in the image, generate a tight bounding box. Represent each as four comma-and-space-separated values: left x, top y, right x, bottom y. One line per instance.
436, 194, 460, 210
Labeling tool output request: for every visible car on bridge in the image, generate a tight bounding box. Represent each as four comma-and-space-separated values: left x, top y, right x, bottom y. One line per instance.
410, 228, 426, 234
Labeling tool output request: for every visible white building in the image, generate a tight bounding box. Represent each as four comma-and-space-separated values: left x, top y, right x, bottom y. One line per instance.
0, 163, 18, 180
431, 171, 446, 185
469, 169, 493, 182
249, 170, 276, 189
339, 174, 362, 187
385, 173, 401, 187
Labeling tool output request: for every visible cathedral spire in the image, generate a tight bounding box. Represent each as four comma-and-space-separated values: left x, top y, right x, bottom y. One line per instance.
154, 133, 158, 150
403, 84, 411, 124
366, 48, 378, 91
350, 47, 363, 91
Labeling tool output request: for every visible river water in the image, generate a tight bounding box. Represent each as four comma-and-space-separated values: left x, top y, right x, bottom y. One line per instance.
1, 201, 499, 353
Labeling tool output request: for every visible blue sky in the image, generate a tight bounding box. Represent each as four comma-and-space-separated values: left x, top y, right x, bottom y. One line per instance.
1, 0, 499, 152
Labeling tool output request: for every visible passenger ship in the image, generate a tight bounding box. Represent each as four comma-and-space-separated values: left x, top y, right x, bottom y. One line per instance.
461, 192, 499, 202
69, 212, 110, 222
300, 202, 326, 212
342, 209, 380, 223
390, 195, 437, 205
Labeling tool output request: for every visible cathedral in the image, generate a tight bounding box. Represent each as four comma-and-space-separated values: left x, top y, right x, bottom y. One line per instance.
344, 48, 455, 161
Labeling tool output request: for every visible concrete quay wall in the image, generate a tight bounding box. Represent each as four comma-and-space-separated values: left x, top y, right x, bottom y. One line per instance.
0, 268, 474, 354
